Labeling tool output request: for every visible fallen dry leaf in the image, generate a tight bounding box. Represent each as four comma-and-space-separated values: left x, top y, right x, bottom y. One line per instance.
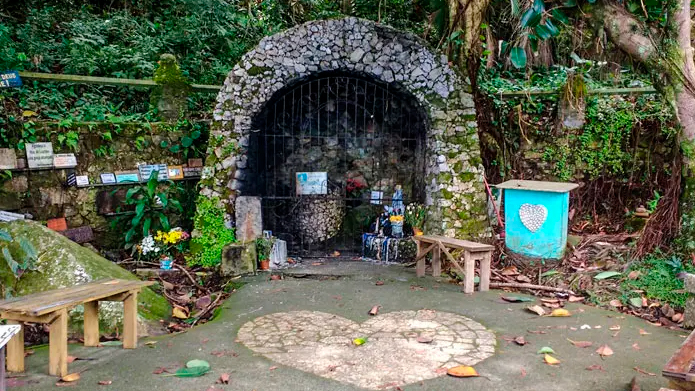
60, 373, 81, 382
97, 380, 112, 386
609, 325, 621, 331
638, 329, 651, 335
526, 305, 546, 316
568, 339, 593, 348
633, 367, 656, 376
520, 368, 527, 378
417, 336, 434, 344
152, 367, 169, 375
447, 365, 479, 377
270, 275, 281, 281
542, 302, 561, 309
368, 305, 380, 316
66, 356, 77, 363
630, 376, 640, 391
586, 364, 605, 371
673, 313, 683, 322
375, 281, 384, 286
501, 266, 519, 276
269, 366, 278, 371
569, 295, 585, 302
596, 344, 614, 357
218, 373, 230, 384
410, 285, 426, 291
632, 343, 640, 350
516, 275, 532, 283
544, 354, 560, 365
311, 262, 323, 266
172, 306, 189, 319
627, 270, 641, 280
609, 299, 623, 307
331, 251, 341, 257
549, 308, 571, 317
513, 336, 527, 346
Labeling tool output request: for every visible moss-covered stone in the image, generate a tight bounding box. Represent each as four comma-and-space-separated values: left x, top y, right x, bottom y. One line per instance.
1, 221, 170, 335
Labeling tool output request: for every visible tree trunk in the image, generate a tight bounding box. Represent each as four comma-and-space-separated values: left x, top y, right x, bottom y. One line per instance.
597, 0, 695, 249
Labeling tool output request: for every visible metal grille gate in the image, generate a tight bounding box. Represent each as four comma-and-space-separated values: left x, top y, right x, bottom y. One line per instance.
249, 73, 427, 257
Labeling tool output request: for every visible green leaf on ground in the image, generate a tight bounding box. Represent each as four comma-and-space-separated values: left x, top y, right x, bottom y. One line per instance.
186, 359, 210, 369
629, 297, 643, 307
594, 271, 621, 280
501, 295, 535, 302
173, 366, 210, 377
541, 270, 560, 277
537, 346, 555, 354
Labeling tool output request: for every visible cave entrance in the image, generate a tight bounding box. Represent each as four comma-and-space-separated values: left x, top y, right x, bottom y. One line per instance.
248, 72, 428, 257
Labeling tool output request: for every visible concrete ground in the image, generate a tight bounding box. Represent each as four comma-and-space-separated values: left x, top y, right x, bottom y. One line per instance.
13, 261, 689, 390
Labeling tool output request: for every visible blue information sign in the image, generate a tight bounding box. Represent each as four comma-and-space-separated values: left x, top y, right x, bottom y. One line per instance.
0, 71, 22, 88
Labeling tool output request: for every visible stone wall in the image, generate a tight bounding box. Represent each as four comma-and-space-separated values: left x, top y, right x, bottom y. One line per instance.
1, 123, 201, 245
200, 17, 489, 239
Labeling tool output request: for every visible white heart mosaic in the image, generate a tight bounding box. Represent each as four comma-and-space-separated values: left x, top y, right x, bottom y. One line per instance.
237, 310, 496, 389
519, 203, 548, 233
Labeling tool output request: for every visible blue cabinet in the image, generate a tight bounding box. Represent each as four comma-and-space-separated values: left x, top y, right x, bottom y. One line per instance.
496, 180, 578, 259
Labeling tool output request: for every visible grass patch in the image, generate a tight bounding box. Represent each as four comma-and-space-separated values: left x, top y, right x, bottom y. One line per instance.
621, 253, 694, 309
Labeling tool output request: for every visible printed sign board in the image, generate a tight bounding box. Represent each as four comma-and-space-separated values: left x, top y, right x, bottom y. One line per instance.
0, 211, 25, 222
115, 170, 140, 183
183, 166, 202, 178
296, 172, 328, 195
53, 153, 77, 168
100, 173, 116, 184
0, 71, 22, 88
26, 142, 54, 169
138, 164, 168, 182
76, 175, 89, 187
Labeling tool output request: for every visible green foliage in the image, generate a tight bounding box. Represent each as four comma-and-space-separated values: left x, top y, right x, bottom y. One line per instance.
114, 171, 183, 248
0, 228, 38, 298
255, 237, 275, 261
621, 253, 694, 309
159, 118, 207, 158
188, 197, 235, 267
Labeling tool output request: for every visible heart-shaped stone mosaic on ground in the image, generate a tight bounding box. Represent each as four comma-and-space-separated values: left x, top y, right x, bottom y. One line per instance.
519, 203, 548, 233
237, 310, 496, 389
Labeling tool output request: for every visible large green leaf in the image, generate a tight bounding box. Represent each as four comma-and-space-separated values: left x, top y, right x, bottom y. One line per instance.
135, 202, 146, 218
551, 9, 569, 24
18, 239, 37, 263
532, 0, 545, 13
545, 19, 560, 36
520, 8, 542, 28
510, 0, 521, 16
181, 136, 193, 148
173, 366, 209, 377
125, 227, 137, 243
0, 230, 12, 242
170, 199, 183, 212
143, 218, 152, 238
510, 47, 527, 68
159, 213, 170, 231
535, 24, 552, 39
3, 248, 18, 274
126, 187, 140, 200
160, 140, 169, 148
191, 130, 201, 140
147, 172, 158, 198
159, 193, 169, 208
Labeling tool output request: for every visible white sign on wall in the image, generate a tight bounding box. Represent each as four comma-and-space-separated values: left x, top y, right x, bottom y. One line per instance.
296, 172, 328, 195
26, 142, 54, 169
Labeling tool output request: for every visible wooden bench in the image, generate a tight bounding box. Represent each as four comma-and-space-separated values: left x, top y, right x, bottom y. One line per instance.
412, 235, 494, 294
0, 279, 154, 377
663, 327, 695, 390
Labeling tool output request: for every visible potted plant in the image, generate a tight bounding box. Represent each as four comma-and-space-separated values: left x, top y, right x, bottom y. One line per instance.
255, 237, 275, 270
405, 203, 426, 236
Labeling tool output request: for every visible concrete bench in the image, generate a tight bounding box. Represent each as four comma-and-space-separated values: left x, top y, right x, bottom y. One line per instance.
412, 235, 494, 294
0, 279, 154, 377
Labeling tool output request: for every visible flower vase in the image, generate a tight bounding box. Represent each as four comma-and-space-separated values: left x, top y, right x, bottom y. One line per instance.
160, 257, 173, 270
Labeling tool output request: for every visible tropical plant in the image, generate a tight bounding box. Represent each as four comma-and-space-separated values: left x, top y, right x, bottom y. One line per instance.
255, 237, 275, 261
115, 170, 183, 248
0, 228, 38, 298
188, 197, 236, 267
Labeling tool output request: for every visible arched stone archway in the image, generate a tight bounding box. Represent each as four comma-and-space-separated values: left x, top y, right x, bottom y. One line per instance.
199, 17, 487, 239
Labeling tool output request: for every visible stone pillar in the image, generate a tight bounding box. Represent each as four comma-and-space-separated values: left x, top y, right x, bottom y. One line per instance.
152, 54, 190, 121
684, 273, 695, 328
235, 196, 262, 242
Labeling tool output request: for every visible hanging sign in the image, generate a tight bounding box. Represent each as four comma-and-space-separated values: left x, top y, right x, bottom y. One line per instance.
296, 172, 328, 195
53, 153, 77, 168
138, 164, 168, 182
0, 71, 22, 88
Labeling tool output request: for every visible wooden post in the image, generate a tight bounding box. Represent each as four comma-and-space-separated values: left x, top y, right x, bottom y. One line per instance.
432, 246, 441, 277
83, 301, 100, 347
48, 309, 67, 377
0, 346, 6, 391
463, 251, 475, 294
123, 292, 138, 349
479, 251, 491, 291
6, 321, 23, 373
415, 240, 426, 277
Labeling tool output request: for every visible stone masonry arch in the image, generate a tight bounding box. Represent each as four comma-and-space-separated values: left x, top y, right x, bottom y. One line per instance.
199, 17, 487, 238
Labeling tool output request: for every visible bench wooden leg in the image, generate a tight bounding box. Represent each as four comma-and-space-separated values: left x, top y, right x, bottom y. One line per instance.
123, 292, 138, 349
432, 247, 441, 277
463, 251, 474, 294
84, 301, 100, 347
6, 320, 24, 373
480, 251, 491, 291
49, 309, 68, 377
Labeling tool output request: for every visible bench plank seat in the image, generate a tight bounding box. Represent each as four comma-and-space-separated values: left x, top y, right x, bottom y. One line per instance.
412, 235, 493, 293
0, 279, 155, 377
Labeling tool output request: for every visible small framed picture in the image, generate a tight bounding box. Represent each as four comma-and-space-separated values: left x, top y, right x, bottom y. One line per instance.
76, 175, 90, 187
168, 165, 184, 180
100, 173, 116, 184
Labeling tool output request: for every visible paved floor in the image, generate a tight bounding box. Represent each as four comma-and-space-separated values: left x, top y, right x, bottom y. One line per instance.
13, 261, 690, 390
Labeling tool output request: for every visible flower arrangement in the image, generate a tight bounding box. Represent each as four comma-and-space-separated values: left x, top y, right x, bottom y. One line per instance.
389, 215, 404, 223
404, 203, 426, 229
137, 227, 190, 268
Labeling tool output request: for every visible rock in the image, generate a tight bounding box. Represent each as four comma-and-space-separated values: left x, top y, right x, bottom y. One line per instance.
235, 196, 263, 242
221, 241, 257, 276
1, 221, 170, 336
